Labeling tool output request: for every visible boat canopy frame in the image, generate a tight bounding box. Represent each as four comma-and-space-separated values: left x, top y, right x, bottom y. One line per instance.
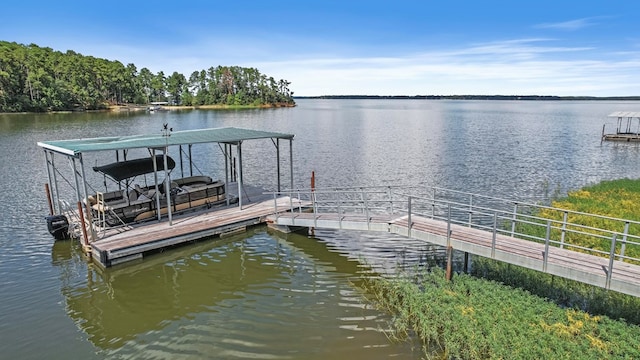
38, 126, 295, 241
608, 111, 640, 135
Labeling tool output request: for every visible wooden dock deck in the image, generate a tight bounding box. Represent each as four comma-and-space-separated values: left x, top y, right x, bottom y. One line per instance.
602, 133, 640, 142
90, 192, 309, 267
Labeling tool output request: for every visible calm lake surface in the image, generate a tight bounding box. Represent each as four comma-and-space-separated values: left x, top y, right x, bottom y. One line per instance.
2, 99, 640, 359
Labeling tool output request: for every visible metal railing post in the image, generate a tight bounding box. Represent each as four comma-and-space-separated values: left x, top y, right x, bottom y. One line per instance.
431, 188, 436, 219
407, 196, 412, 237
606, 234, 618, 289
511, 203, 518, 237
362, 188, 370, 230
619, 222, 629, 261
491, 212, 497, 258
543, 220, 551, 272
468, 194, 473, 227
388, 186, 394, 214
559, 211, 568, 249
447, 204, 452, 247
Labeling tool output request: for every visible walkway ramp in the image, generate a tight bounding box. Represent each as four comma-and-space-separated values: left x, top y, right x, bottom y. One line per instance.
267, 186, 640, 298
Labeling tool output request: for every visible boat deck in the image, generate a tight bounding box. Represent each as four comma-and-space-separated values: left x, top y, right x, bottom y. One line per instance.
89, 184, 309, 267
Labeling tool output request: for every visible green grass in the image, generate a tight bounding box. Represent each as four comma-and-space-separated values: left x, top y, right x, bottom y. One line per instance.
514, 178, 640, 260
363, 268, 640, 359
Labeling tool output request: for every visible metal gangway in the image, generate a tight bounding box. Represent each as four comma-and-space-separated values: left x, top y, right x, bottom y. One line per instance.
267, 186, 640, 298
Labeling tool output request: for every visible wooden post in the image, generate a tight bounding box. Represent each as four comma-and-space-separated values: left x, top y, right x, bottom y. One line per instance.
463, 252, 469, 274
445, 245, 453, 281
77, 201, 89, 250
45, 183, 54, 215
311, 170, 315, 190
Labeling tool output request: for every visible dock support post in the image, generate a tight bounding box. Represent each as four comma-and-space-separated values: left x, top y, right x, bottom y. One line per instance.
463, 252, 470, 274
289, 139, 294, 190
78, 154, 96, 242
276, 138, 281, 192
189, 144, 193, 177
152, 149, 162, 221
50, 152, 61, 215
224, 144, 230, 206
77, 201, 90, 251
238, 141, 243, 209
445, 246, 453, 281
446, 204, 453, 281
163, 148, 173, 225
45, 183, 54, 216
44, 150, 57, 214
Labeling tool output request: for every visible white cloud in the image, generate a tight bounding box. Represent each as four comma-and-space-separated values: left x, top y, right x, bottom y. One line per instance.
250, 39, 640, 96
534, 17, 598, 31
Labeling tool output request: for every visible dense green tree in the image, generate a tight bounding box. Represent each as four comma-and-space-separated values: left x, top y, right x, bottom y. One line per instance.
165, 71, 186, 105
0, 41, 295, 112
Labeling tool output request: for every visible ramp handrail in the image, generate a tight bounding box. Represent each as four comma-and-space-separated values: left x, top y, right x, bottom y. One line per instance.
267, 185, 640, 272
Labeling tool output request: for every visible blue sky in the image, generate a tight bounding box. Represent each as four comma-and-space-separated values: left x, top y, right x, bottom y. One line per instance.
2, 1, 639, 96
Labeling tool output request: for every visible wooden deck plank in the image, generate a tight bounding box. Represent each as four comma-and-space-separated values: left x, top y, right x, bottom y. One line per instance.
90, 196, 309, 267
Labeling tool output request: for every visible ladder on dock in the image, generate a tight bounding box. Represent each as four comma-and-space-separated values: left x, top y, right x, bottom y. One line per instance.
267, 186, 640, 298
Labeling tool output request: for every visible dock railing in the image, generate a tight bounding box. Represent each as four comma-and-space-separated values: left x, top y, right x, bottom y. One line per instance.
268, 185, 640, 273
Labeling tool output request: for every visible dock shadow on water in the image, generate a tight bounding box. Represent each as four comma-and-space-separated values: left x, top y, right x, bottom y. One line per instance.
51, 227, 426, 359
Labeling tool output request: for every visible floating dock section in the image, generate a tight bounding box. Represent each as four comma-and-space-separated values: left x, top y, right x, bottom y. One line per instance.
92, 192, 309, 267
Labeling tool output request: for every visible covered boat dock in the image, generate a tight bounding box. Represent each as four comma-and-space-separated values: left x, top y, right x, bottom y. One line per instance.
602, 111, 640, 142
37, 126, 304, 267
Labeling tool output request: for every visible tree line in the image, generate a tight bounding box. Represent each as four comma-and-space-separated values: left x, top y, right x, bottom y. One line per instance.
0, 41, 295, 112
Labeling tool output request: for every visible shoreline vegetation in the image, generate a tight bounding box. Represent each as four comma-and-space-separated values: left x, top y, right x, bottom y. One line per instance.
364, 178, 640, 359
0, 41, 295, 113
109, 102, 295, 112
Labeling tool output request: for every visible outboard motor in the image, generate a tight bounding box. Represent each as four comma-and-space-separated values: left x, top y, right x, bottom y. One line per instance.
46, 215, 70, 240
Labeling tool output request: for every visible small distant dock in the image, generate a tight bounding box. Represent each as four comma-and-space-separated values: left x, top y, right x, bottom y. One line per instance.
602, 111, 640, 142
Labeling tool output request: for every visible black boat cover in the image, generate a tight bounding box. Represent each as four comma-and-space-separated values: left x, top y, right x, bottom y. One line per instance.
93, 155, 176, 181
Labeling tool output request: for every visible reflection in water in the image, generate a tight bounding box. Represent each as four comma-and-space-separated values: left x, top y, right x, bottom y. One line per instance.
52, 227, 423, 359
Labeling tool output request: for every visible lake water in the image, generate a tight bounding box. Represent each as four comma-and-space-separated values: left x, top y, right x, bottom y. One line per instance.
2, 99, 640, 359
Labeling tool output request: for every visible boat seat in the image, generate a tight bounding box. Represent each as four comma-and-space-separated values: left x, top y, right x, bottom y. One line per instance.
138, 189, 157, 201
128, 189, 138, 202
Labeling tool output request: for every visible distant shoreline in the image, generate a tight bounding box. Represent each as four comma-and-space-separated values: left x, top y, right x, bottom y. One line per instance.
109, 103, 295, 112
295, 95, 640, 101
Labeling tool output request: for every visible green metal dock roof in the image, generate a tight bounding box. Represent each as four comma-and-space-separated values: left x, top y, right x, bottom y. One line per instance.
37, 127, 295, 156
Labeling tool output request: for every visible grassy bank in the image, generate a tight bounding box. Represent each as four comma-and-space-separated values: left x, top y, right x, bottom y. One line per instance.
363, 178, 640, 358
364, 268, 640, 359
515, 178, 640, 260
